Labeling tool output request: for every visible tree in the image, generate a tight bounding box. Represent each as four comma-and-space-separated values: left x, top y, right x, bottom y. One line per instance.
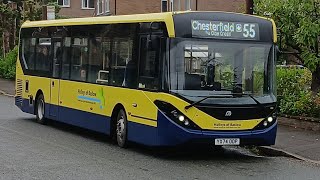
254, 0, 320, 93
246, 0, 254, 14
0, 2, 17, 57
0, 0, 61, 58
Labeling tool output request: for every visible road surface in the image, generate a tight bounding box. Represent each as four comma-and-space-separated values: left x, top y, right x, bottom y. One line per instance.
0, 95, 319, 180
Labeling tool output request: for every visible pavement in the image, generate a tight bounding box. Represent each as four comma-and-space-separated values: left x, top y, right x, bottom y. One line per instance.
0, 78, 15, 97
268, 125, 320, 163
1, 78, 320, 164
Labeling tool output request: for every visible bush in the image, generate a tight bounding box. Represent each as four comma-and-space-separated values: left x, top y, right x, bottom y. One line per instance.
0, 46, 17, 79
277, 67, 320, 117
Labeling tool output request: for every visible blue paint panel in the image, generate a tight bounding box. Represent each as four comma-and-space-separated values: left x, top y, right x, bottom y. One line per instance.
44, 103, 51, 118
155, 111, 277, 146
157, 111, 203, 146
17, 98, 111, 134
127, 122, 158, 146
58, 105, 111, 134
49, 104, 59, 118
20, 98, 34, 115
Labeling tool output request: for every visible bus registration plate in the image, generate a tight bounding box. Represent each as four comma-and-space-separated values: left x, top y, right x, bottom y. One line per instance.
215, 138, 240, 145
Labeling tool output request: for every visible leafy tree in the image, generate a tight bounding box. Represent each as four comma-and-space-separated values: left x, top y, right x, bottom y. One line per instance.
22, 0, 43, 21
0, 0, 61, 58
254, 0, 320, 93
0, 2, 18, 57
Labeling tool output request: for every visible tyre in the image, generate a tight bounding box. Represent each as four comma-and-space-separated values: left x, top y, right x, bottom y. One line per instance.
36, 94, 47, 124
116, 109, 128, 148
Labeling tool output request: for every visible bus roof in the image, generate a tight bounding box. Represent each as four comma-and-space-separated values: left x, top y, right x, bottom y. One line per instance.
21, 12, 176, 37
21, 11, 276, 42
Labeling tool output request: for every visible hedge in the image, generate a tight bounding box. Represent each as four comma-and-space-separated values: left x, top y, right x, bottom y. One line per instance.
0, 46, 17, 80
277, 67, 320, 118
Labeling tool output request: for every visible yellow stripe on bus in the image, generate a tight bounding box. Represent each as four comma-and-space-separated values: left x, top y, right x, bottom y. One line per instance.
128, 115, 157, 127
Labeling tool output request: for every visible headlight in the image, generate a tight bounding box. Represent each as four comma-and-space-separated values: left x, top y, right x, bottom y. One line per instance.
184, 120, 189, 126
254, 113, 277, 130
178, 115, 185, 122
154, 100, 200, 130
263, 121, 268, 126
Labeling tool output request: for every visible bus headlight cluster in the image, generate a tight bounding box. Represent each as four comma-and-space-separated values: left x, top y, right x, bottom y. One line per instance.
254, 112, 277, 130
172, 110, 190, 126
263, 116, 274, 127
154, 100, 200, 130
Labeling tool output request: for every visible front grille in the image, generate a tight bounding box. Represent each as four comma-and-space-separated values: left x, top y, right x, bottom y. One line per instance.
197, 104, 276, 120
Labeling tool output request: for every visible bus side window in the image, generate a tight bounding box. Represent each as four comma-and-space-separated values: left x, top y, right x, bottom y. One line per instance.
70, 38, 88, 81
35, 38, 51, 72
138, 36, 160, 90
96, 38, 111, 84
22, 38, 36, 70
88, 38, 102, 83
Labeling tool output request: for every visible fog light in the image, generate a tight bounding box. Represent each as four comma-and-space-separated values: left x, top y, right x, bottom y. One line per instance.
184, 120, 189, 126
263, 121, 268, 126
178, 115, 185, 122
267, 117, 273, 123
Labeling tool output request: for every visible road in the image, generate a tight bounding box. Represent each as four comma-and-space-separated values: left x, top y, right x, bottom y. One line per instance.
0, 95, 319, 180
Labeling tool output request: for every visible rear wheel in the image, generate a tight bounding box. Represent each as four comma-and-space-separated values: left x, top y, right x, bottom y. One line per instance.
36, 94, 47, 124
116, 109, 128, 148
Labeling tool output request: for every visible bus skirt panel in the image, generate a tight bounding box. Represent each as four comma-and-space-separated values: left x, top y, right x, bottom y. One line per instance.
17, 98, 36, 115
57, 105, 111, 134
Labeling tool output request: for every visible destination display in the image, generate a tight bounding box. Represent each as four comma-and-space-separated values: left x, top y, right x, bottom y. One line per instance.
191, 20, 260, 40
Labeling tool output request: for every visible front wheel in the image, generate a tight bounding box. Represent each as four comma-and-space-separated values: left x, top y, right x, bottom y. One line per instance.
36, 94, 47, 124
116, 109, 128, 148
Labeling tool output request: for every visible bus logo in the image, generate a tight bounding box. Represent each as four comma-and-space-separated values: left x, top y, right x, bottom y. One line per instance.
236, 24, 242, 32
225, 111, 232, 117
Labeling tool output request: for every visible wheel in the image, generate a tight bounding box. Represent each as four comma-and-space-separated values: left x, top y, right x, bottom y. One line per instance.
116, 109, 128, 148
36, 94, 47, 124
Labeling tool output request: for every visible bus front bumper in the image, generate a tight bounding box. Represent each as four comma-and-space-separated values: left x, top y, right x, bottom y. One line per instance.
156, 111, 277, 146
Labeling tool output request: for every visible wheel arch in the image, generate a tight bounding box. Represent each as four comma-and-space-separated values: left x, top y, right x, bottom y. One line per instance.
110, 103, 126, 136
34, 89, 44, 115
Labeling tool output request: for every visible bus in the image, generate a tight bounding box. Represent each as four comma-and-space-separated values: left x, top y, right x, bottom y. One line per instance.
15, 11, 278, 148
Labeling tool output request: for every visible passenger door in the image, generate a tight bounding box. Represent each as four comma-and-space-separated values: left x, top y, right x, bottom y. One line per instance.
49, 39, 62, 118
126, 35, 161, 126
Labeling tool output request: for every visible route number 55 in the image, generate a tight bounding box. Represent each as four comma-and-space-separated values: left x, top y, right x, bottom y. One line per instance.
243, 24, 256, 38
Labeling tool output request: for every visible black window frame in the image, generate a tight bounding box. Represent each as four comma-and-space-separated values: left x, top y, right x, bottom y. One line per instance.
20, 27, 53, 78
18, 22, 169, 92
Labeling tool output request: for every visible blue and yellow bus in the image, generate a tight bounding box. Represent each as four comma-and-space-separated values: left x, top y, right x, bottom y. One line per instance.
15, 11, 277, 148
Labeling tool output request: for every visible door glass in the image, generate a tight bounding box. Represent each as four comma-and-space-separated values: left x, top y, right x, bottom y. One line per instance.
138, 36, 160, 90
53, 41, 62, 78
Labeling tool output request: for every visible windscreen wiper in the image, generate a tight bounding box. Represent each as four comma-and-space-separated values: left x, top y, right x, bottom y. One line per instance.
238, 93, 262, 106
184, 93, 265, 111
240, 93, 267, 116
184, 95, 232, 110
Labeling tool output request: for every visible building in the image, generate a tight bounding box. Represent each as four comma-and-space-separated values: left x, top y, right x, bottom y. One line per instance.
57, 0, 247, 18
57, 0, 97, 17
